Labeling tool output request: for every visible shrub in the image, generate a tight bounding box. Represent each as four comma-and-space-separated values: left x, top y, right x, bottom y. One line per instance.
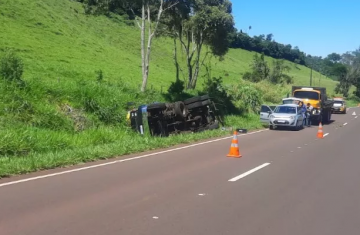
202, 77, 239, 115
0, 49, 24, 84
163, 79, 193, 102
230, 84, 263, 113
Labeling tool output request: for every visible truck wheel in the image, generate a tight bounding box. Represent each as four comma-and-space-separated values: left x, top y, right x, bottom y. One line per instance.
157, 120, 169, 137
184, 95, 210, 105
208, 120, 220, 130
147, 103, 166, 111
324, 110, 331, 123
174, 101, 188, 119
186, 100, 211, 110
322, 111, 328, 123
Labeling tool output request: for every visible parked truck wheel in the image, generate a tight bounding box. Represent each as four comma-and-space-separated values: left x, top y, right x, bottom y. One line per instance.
322, 110, 331, 123
151, 120, 169, 137
184, 95, 210, 105
208, 120, 220, 130
186, 99, 211, 110
174, 101, 188, 119
147, 102, 166, 111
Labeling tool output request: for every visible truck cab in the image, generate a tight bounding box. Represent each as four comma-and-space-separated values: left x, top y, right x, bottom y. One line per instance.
292, 87, 321, 110
291, 86, 334, 124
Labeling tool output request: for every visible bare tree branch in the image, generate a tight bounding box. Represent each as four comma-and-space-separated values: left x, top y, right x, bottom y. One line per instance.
130, 8, 142, 29
163, 1, 179, 12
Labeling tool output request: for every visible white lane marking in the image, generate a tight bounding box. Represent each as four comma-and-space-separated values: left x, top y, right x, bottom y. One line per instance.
355, 116, 358, 119
152, 216, 159, 219
198, 193, 205, 196
297, 147, 301, 149
343, 123, 348, 126
228, 163, 271, 182
0, 129, 269, 188
324, 133, 329, 137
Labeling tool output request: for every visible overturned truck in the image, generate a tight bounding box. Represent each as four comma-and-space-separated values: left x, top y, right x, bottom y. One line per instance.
128, 95, 222, 137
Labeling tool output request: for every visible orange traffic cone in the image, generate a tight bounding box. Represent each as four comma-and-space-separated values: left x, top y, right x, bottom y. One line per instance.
317, 122, 324, 139
227, 131, 242, 158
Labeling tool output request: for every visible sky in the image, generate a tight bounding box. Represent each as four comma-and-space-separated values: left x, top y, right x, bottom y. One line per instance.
231, 0, 360, 58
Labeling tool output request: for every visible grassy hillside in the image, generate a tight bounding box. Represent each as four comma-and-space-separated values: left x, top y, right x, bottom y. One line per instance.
0, 0, 342, 177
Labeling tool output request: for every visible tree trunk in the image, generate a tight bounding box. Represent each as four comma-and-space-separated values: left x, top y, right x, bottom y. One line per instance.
140, 2, 146, 92
187, 56, 193, 89
173, 38, 180, 81
140, 0, 166, 92
191, 37, 203, 89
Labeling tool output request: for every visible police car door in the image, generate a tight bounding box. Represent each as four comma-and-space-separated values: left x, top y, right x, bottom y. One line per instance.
260, 105, 275, 124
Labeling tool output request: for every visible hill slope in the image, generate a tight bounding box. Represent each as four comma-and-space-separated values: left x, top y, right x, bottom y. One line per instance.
0, 0, 340, 177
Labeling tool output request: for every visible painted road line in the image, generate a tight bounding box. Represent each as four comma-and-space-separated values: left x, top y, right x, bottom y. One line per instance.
228, 163, 271, 182
344, 123, 348, 126
324, 133, 329, 137
355, 116, 358, 119
0, 129, 269, 188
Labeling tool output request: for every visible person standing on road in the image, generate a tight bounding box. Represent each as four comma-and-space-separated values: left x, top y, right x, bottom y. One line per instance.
299, 101, 307, 126
306, 103, 313, 127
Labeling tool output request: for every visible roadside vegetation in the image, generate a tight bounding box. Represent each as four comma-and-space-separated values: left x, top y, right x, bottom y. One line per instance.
0, 0, 358, 178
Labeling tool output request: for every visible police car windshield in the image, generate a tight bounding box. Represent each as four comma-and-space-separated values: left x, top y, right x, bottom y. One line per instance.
274, 106, 297, 114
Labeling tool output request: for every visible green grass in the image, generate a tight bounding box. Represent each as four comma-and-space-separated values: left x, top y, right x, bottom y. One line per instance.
0, 0, 351, 178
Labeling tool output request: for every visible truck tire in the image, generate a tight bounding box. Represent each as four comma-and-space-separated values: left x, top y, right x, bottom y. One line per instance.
184, 95, 210, 105
208, 120, 220, 130
322, 110, 331, 123
174, 101, 188, 118
322, 111, 327, 123
152, 120, 169, 137
147, 103, 166, 111
186, 99, 211, 110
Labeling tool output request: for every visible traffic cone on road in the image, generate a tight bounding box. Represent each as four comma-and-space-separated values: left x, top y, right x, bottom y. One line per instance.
227, 131, 242, 158
317, 122, 324, 139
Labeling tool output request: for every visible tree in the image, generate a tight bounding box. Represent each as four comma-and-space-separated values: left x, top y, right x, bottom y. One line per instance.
266, 33, 273, 41
334, 63, 350, 97
269, 59, 293, 84
79, 0, 177, 92
334, 47, 360, 97
132, 0, 179, 92
326, 52, 341, 63
243, 53, 292, 85
161, 0, 235, 89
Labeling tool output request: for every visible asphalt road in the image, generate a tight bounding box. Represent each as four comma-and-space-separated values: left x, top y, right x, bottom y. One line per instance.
0, 108, 359, 235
